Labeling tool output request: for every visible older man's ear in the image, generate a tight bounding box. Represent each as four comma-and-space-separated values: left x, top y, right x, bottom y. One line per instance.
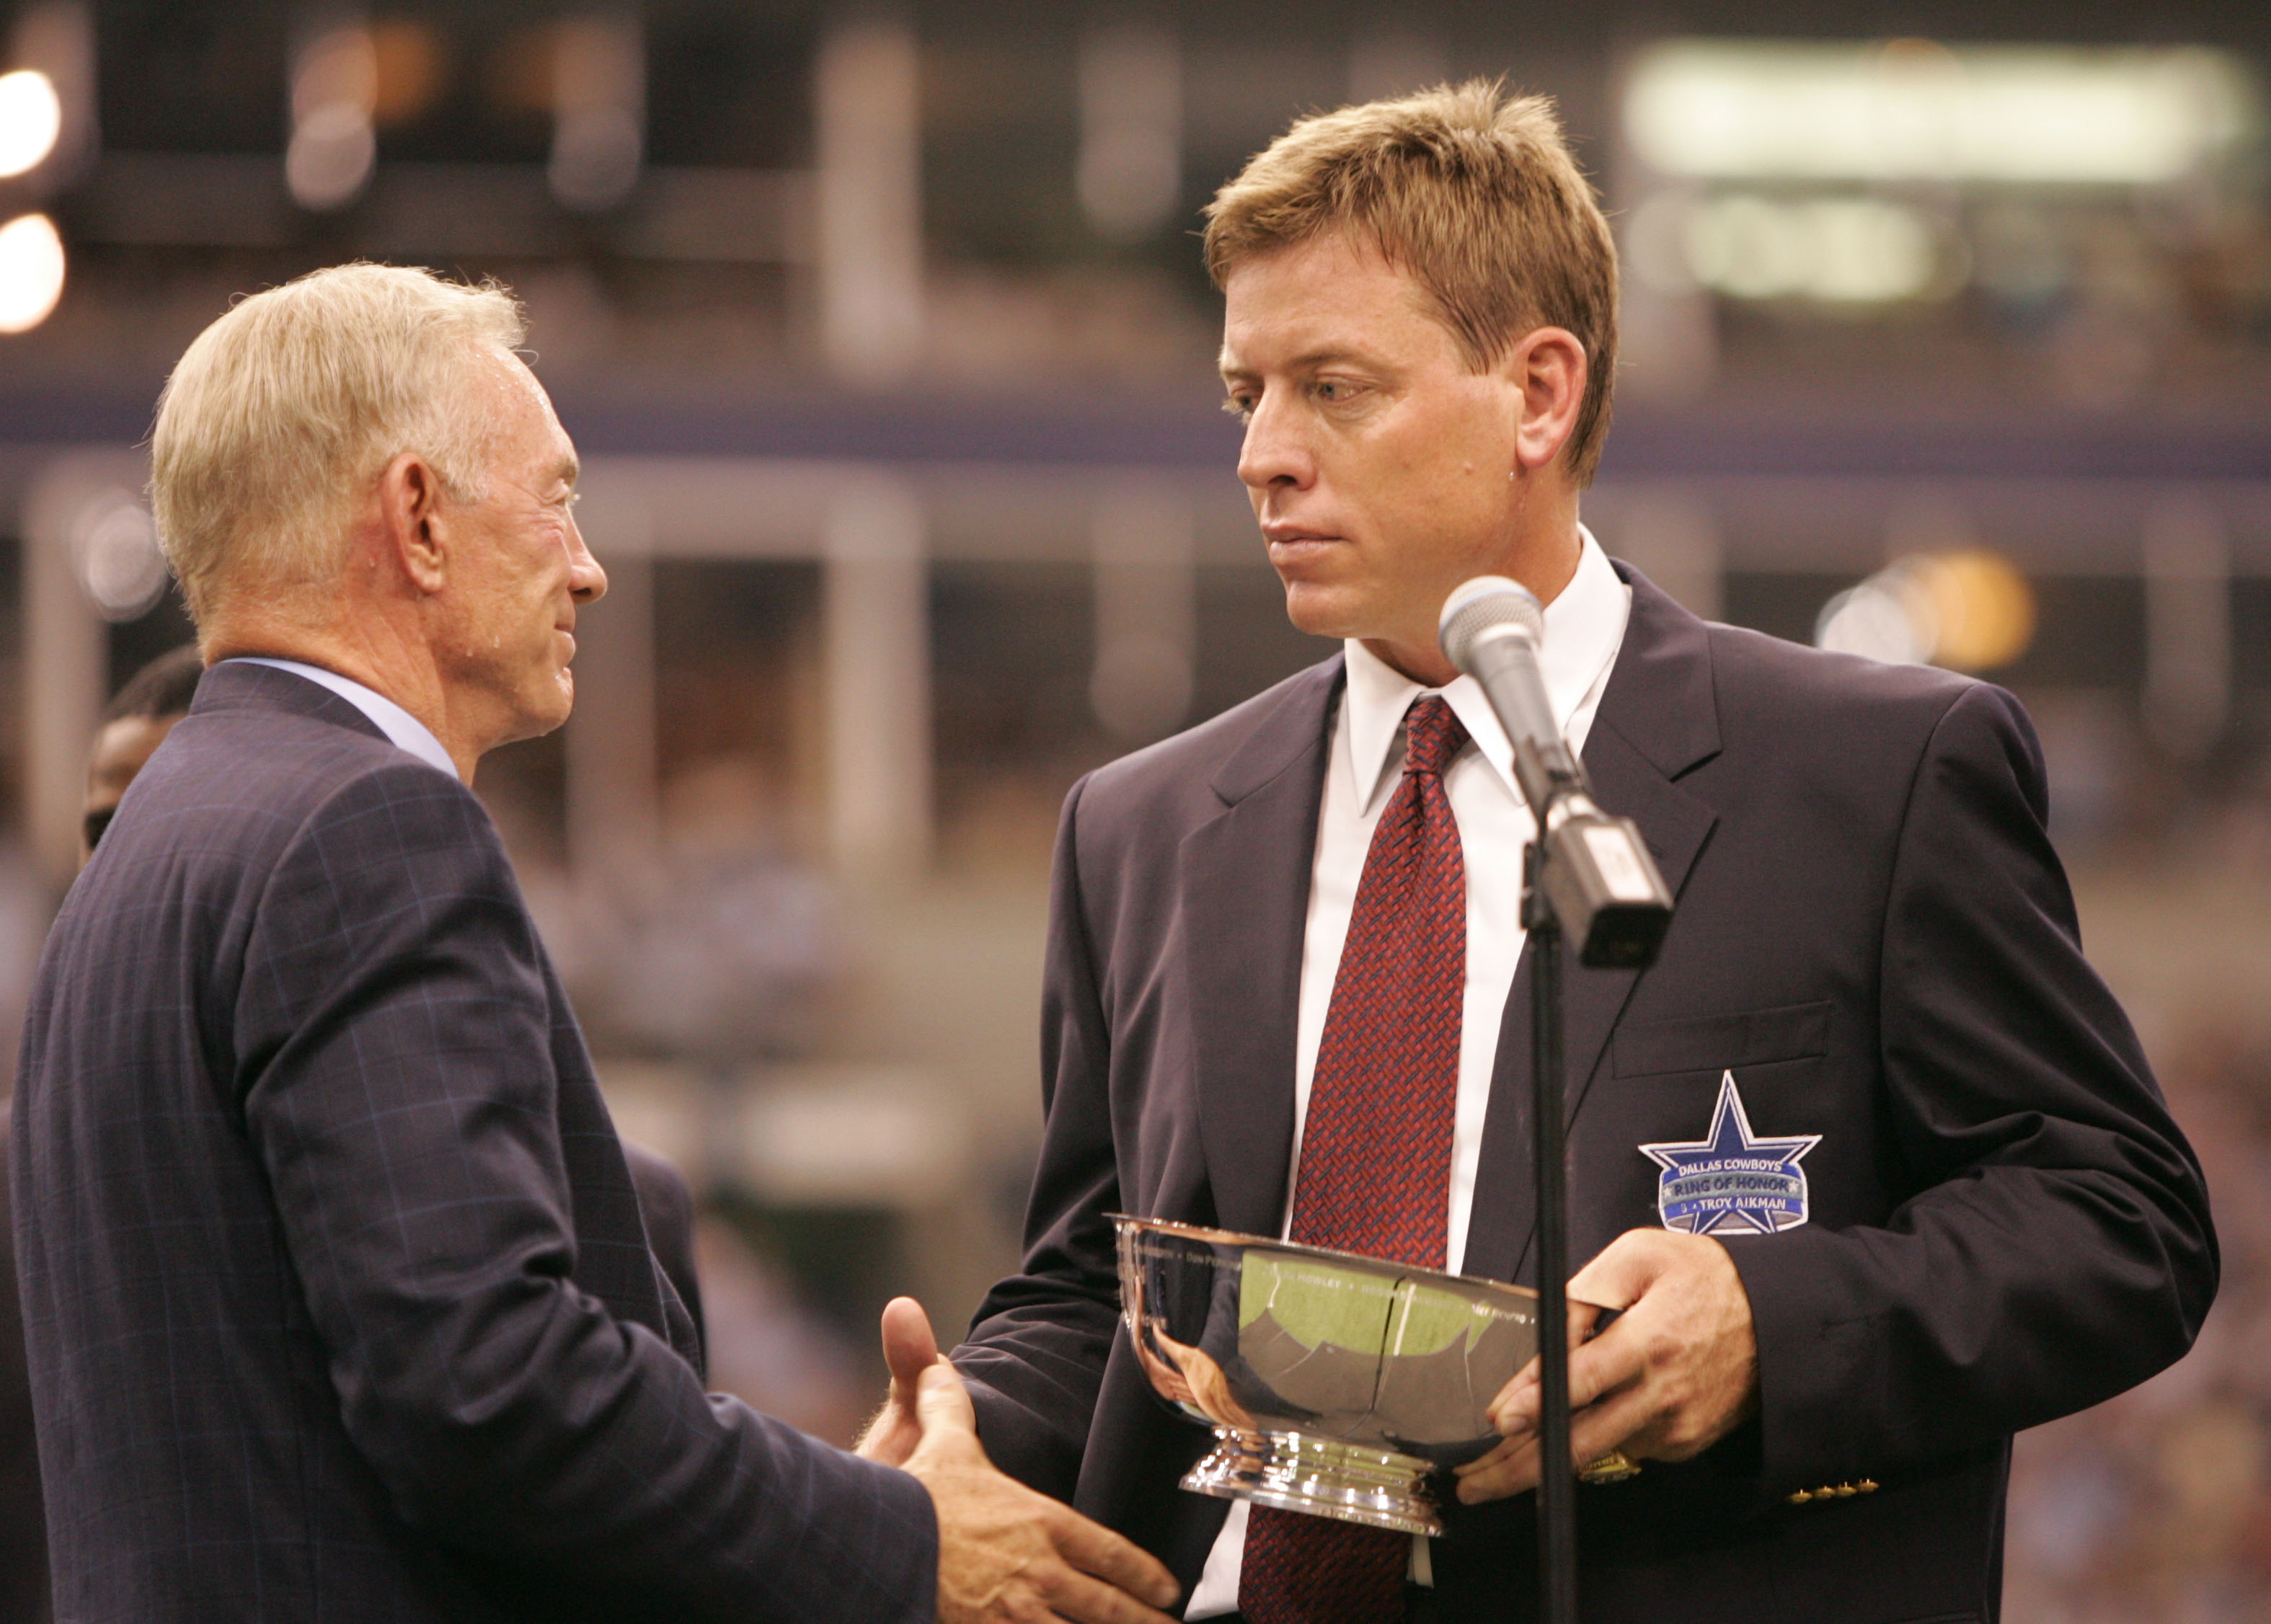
374, 450, 451, 595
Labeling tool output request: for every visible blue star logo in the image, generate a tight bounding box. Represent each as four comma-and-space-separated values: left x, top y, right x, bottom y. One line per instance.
1639, 1072, 1822, 1235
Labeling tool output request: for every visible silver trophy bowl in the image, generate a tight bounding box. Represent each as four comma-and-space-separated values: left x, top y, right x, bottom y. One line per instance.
1114, 1215, 1559, 1537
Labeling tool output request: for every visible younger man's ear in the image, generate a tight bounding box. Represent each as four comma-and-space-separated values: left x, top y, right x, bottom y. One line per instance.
1508, 327, 1587, 474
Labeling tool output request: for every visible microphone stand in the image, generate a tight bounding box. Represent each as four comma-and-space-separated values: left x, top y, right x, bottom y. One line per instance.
1440, 587, 1674, 1624
1510, 733, 1670, 1624
1522, 838, 1578, 1624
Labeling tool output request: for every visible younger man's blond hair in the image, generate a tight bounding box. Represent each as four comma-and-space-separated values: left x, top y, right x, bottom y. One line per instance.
1203, 81, 1619, 486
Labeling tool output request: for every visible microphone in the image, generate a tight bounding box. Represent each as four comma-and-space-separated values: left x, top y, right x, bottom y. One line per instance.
1438, 576, 1674, 968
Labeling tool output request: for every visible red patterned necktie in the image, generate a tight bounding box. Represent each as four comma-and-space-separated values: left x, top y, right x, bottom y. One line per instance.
1239, 693, 1469, 1624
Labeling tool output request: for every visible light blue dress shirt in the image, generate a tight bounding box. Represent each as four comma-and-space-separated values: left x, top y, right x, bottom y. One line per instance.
224, 657, 459, 780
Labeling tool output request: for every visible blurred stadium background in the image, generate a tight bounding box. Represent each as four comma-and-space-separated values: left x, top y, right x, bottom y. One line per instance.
0, 2, 2267, 1615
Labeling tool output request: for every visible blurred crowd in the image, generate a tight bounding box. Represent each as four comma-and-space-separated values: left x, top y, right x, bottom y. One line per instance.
2006, 1023, 2271, 1620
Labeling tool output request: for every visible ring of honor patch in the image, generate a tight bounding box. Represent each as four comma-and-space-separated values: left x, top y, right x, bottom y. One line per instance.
1639, 1072, 1822, 1235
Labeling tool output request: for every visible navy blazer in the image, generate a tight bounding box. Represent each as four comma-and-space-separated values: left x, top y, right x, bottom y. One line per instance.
0, 1109, 48, 1624
10, 662, 936, 1624
953, 567, 2216, 1624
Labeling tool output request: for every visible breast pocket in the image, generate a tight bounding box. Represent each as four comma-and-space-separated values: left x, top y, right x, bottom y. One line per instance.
1613, 1000, 1833, 1078
1611, 1000, 1836, 1238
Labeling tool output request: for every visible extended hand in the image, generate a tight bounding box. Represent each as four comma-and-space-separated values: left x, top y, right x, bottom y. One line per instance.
1454, 1228, 1758, 1504
854, 1296, 942, 1470
900, 1349, 1181, 1624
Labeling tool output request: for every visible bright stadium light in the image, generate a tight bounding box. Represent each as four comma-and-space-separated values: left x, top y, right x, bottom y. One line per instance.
1683, 194, 1942, 303
1817, 551, 2035, 671
287, 23, 378, 210
0, 211, 66, 333
549, 15, 645, 211
1626, 40, 2260, 186
70, 488, 171, 621
0, 68, 62, 177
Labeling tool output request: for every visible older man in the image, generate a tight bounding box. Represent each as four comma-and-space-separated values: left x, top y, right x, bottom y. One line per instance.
10, 264, 1176, 1624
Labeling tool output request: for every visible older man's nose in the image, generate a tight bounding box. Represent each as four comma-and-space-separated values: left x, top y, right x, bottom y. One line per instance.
568, 523, 607, 604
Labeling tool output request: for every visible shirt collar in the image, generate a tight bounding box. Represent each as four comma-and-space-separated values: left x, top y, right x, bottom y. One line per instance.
223, 657, 459, 780
1342, 525, 1626, 812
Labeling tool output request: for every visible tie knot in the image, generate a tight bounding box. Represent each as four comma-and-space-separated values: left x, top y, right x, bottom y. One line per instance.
1402, 695, 1469, 778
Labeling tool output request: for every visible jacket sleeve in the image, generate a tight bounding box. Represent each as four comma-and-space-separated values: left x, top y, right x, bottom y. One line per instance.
623, 1136, 708, 1377
236, 762, 937, 1624
1728, 683, 2218, 1495
951, 773, 1126, 1503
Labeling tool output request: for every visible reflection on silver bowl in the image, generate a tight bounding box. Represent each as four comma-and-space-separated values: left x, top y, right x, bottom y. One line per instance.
1114, 1215, 1549, 1537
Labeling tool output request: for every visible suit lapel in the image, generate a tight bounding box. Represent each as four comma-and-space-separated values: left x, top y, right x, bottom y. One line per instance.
1464, 570, 1723, 1284
1182, 658, 1341, 1239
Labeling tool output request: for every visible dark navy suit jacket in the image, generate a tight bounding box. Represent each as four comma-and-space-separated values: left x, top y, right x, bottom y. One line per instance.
10, 662, 937, 1623
0, 1108, 47, 1624
953, 567, 2217, 1624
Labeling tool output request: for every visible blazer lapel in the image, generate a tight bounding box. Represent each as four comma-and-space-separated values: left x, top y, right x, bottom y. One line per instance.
1464, 569, 1723, 1284
1182, 657, 1341, 1239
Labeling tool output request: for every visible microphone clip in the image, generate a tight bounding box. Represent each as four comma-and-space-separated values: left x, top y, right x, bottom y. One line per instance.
1513, 737, 1673, 967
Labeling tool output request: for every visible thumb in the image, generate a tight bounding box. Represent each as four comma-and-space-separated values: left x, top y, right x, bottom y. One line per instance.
880, 1295, 941, 1398
913, 1356, 976, 1439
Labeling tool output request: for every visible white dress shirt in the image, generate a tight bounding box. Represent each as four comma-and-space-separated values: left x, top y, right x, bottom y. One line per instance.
224, 657, 459, 780
1187, 529, 1632, 1618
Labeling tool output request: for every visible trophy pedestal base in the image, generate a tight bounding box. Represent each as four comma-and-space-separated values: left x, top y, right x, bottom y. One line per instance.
1182, 1426, 1441, 1537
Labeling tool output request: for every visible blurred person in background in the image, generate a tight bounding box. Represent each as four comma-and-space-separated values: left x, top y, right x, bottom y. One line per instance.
9, 263, 1177, 1624
864, 84, 2220, 1624
77, 643, 204, 862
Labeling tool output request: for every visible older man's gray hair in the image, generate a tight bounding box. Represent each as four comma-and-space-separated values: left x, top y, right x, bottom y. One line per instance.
149, 262, 524, 623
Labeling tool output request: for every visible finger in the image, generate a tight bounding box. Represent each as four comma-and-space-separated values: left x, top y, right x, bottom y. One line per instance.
1489, 1328, 1647, 1443
1484, 1292, 1622, 1434
1036, 1560, 1182, 1624
1485, 1353, 1541, 1432
1562, 1375, 1662, 1467
1464, 1374, 1660, 1504
1493, 1348, 1637, 1436
1461, 1385, 1665, 1505
1565, 1230, 1669, 1315
912, 1356, 976, 1437
1455, 1434, 1543, 1503
1489, 1385, 1538, 1437
1562, 1318, 1650, 1414
1451, 1434, 1526, 1478
1046, 1507, 1181, 1610
880, 1296, 941, 1396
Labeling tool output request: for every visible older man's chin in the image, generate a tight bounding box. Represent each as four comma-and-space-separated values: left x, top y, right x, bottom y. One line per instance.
507, 673, 577, 744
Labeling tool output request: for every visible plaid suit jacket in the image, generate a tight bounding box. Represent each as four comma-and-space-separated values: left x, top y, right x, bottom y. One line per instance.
10, 662, 936, 1623
0, 1108, 50, 1624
